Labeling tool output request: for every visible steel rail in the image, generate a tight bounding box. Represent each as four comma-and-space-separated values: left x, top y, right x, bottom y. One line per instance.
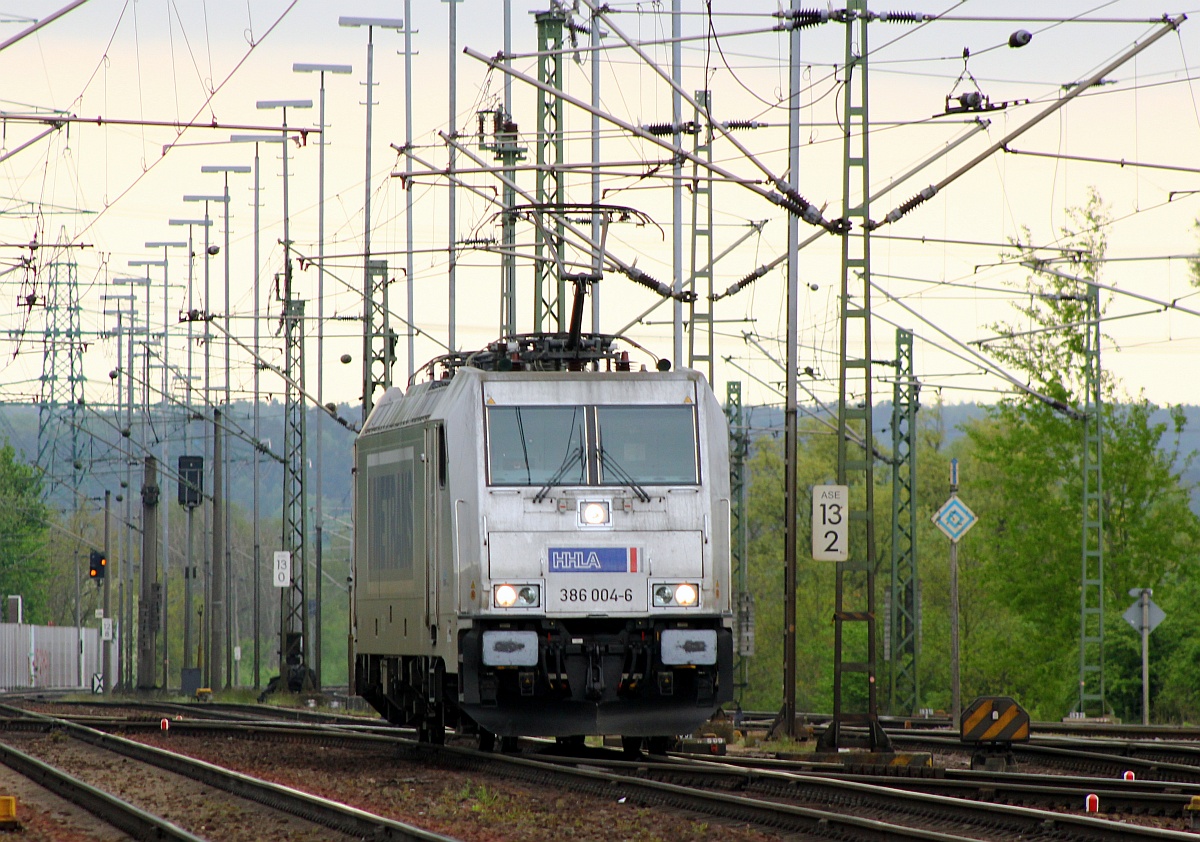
414, 742, 1198, 841
4, 709, 460, 842
14, 705, 1192, 842
0, 739, 206, 841
18, 700, 1200, 840
823, 769, 1196, 815
534, 751, 1199, 828
888, 732, 1200, 785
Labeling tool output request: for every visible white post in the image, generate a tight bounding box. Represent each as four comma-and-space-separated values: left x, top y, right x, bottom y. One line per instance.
404, 0, 415, 379
1141, 588, 1150, 726
590, 5, 601, 331
949, 459, 961, 725
670, 0, 682, 366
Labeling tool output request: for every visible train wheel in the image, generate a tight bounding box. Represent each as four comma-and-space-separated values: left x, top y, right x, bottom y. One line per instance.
620, 736, 644, 758
500, 736, 520, 753
555, 735, 586, 752
646, 736, 672, 756
418, 702, 445, 745
478, 730, 497, 752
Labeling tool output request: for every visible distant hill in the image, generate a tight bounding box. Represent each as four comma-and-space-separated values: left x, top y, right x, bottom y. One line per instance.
5, 398, 1198, 517
739, 401, 1200, 512
0, 400, 359, 520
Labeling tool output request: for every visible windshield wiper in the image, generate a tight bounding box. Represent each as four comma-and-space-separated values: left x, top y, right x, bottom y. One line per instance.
533, 444, 585, 503
598, 445, 651, 503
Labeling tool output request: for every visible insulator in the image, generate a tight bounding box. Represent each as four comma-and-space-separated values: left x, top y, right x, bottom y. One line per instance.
877, 11, 921, 23
775, 184, 847, 232
625, 267, 671, 298
643, 122, 676, 137
723, 120, 762, 131
885, 185, 938, 225
785, 9, 829, 27
714, 265, 769, 301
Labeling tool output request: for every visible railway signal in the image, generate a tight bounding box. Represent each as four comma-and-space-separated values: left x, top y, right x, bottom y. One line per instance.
88, 549, 107, 581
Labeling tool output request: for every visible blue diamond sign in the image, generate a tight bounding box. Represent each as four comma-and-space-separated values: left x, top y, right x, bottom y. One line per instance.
933, 496, 977, 543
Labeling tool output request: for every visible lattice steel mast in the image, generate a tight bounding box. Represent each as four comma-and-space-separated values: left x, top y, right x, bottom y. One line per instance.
688, 91, 715, 383
534, 7, 566, 331
819, 0, 890, 752
280, 256, 309, 688
36, 254, 87, 502
725, 382, 753, 700
1079, 280, 1104, 715
889, 328, 919, 715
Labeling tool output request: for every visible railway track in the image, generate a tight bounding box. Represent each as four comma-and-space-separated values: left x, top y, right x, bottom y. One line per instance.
7, 700, 1198, 841
0, 737, 206, 841
887, 730, 1200, 783
610, 753, 1200, 816
0, 706, 460, 842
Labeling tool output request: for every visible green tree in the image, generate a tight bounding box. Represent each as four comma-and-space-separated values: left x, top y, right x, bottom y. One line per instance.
957, 191, 1200, 720
742, 415, 895, 715
0, 442, 52, 620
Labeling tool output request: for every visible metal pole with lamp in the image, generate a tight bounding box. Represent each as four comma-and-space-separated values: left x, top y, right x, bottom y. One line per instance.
230, 132, 288, 689
115, 274, 155, 690
167, 216, 212, 679
182, 193, 224, 690
101, 293, 137, 691
255, 99, 313, 690
338, 16, 404, 422
292, 62, 351, 690
200, 164, 250, 689
141, 240, 186, 688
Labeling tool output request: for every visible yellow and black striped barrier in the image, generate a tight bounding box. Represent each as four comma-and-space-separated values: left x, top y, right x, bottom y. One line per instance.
961, 695, 1030, 744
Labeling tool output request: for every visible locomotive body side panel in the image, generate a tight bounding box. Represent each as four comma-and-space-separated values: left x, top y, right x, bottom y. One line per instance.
355, 378, 468, 669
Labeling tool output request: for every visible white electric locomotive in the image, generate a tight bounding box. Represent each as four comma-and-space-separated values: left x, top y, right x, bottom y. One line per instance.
352, 333, 733, 748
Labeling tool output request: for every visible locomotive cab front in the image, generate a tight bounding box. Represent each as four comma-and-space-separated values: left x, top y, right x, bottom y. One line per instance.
459, 370, 734, 738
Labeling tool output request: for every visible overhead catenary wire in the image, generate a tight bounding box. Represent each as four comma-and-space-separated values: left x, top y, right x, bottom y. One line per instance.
436, 133, 693, 302
868, 279, 1085, 419
462, 45, 841, 233
870, 14, 1188, 230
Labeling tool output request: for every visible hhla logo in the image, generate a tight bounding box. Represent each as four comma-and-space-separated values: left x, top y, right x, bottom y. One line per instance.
548, 547, 640, 573
550, 550, 602, 571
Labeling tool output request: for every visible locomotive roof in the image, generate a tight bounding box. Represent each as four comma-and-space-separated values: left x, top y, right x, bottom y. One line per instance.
360, 331, 695, 437
359, 360, 709, 438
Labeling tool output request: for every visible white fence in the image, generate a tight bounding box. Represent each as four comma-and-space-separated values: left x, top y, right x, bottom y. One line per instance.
0, 623, 101, 690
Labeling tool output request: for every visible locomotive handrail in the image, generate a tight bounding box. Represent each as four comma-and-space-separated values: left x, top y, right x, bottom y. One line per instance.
452, 499, 467, 582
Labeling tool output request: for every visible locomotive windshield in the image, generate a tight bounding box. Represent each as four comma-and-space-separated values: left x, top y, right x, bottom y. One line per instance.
596, 406, 697, 484
487, 404, 698, 486
487, 406, 587, 486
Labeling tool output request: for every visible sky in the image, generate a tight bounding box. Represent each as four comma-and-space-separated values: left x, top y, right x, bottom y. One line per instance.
3, 0, 1200, 432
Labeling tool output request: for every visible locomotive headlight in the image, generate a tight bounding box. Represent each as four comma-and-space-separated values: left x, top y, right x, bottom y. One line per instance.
674, 583, 699, 606
653, 583, 700, 608
579, 500, 611, 527
493, 584, 541, 608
